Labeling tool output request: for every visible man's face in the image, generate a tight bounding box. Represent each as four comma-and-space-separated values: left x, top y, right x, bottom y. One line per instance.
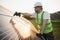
34, 6, 42, 13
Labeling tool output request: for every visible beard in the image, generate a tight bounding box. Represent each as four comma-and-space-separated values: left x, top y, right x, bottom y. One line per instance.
35, 10, 42, 13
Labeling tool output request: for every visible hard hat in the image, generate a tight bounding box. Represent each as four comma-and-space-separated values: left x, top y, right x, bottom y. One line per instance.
34, 2, 42, 7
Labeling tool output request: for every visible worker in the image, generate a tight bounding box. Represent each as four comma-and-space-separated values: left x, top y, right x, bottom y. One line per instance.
33, 2, 54, 40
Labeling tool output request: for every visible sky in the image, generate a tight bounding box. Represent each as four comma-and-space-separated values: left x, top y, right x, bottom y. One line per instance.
0, 0, 60, 13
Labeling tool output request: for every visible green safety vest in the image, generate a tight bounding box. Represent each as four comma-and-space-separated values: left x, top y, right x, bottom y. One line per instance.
36, 11, 53, 34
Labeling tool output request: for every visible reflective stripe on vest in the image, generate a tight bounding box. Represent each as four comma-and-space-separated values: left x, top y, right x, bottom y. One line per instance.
37, 11, 53, 34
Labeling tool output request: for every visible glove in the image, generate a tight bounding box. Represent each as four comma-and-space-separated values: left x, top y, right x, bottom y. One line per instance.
36, 33, 43, 37
13, 12, 21, 17
36, 33, 44, 40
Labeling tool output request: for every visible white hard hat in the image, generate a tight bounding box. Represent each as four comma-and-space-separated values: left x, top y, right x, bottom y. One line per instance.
34, 2, 42, 7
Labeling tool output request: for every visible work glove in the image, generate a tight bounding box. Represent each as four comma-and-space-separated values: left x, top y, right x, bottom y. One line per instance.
13, 12, 21, 17
36, 33, 44, 40
36, 33, 43, 37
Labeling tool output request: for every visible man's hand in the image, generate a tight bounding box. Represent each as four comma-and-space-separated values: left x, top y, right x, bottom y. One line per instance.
36, 33, 45, 40
36, 33, 43, 37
